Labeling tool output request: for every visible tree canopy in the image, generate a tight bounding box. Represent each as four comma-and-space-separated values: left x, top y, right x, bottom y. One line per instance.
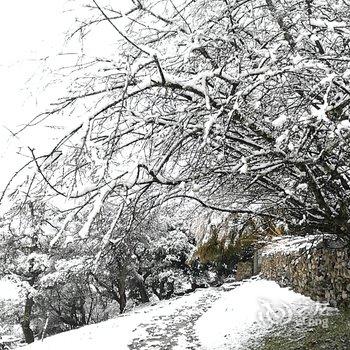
10, 0, 348, 239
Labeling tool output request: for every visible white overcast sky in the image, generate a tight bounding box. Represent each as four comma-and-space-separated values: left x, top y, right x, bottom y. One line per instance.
0, 0, 131, 297
0, 0, 131, 189
0, 1, 71, 188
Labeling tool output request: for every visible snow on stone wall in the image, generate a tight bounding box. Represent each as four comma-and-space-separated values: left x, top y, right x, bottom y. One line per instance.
258, 235, 350, 308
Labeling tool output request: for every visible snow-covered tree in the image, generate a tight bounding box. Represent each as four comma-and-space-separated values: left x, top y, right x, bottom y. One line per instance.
91, 203, 205, 307
0, 199, 54, 343
0, 192, 111, 341
2, 0, 350, 294
39, 256, 111, 332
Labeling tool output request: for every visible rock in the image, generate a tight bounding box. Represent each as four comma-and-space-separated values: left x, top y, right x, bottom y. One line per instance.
235, 261, 253, 281
329, 299, 337, 307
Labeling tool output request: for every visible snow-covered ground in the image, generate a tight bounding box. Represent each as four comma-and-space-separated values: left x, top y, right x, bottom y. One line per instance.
196, 278, 334, 349
19, 278, 334, 350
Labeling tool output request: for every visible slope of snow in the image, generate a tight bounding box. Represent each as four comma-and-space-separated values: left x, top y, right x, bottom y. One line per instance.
195, 278, 334, 350
20, 288, 219, 350
18, 278, 334, 350
20, 311, 143, 350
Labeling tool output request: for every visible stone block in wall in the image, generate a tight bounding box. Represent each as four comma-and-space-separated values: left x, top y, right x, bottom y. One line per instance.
235, 261, 253, 281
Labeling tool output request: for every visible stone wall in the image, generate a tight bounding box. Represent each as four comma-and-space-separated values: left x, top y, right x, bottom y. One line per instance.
258, 236, 350, 308
235, 261, 253, 281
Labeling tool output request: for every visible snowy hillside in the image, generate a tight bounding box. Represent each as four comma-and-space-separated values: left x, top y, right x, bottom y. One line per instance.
19, 278, 333, 350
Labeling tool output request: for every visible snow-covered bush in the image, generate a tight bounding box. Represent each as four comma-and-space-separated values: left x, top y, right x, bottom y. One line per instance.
145, 228, 196, 299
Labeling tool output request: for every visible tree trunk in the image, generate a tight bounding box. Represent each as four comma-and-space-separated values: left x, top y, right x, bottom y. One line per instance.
137, 281, 150, 303
131, 270, 150, 303
119, 286, 127, 313
21, 296, 35, 344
